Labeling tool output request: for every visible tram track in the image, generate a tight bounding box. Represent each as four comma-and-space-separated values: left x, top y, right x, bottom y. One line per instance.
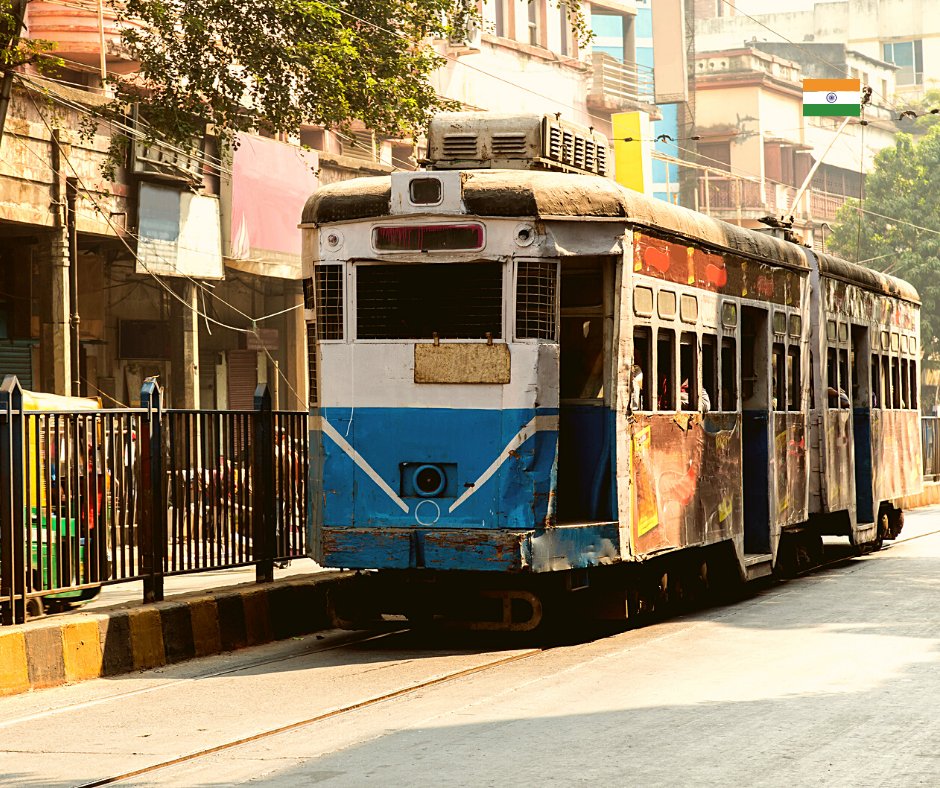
13, 521, 940, 787
74, 641, 545, 788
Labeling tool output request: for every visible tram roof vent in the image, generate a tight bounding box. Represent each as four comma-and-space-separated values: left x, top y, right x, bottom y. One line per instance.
425, 112, 611, 177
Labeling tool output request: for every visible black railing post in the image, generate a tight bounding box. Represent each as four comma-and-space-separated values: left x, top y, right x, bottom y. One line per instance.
253, 384, 275, 583
0, 375, 25, 624
139, 380, 165, 602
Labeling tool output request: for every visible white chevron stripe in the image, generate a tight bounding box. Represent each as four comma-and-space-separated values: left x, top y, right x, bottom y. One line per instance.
448, 414, 559, 513
317, 417, 410, 513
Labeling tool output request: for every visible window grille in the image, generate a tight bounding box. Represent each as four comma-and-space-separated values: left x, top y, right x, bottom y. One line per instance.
515, 260, 557, 340
307, 323, 318, 406
357, 262, 502, 340
315, 265, 343, 340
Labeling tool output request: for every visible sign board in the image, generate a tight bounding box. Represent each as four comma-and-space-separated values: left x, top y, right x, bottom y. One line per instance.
137, 183, 224, 279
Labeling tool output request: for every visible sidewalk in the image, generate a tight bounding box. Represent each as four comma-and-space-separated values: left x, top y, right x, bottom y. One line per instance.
0, 560, 352, 698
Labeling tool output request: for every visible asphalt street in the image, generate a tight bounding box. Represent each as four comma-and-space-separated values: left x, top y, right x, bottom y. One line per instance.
3, 507, 940, 787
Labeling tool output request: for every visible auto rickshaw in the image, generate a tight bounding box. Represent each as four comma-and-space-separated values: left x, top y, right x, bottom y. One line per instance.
22, 389, 109, 613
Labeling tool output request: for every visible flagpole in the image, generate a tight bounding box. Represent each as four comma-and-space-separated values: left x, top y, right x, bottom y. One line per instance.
787, 115, 854, 220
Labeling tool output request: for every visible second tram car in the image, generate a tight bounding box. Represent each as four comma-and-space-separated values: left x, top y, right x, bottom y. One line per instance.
301, 113, 921, 629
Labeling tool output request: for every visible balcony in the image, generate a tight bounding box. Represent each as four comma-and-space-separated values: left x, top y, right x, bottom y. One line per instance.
587, 52, 657, 115
697, 174, 850, 224
25, 1, 144, 69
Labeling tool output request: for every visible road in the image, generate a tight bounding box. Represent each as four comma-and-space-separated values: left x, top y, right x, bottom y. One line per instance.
3, 508, 940, 787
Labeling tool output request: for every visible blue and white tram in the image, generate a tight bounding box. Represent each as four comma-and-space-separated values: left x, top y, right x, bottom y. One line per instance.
300, 113, 920, 629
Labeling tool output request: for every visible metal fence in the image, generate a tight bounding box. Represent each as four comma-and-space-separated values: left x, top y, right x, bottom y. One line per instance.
0, 375, 308, 625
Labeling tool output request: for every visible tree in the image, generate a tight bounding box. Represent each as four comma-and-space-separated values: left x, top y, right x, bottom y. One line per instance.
828, 127, 940, 364
114, 0, 473, 147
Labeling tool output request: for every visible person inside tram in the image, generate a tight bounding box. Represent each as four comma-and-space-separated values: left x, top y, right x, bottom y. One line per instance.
827, 386, 850, 408
630, 364, 644, 411
679, 379, 710, 413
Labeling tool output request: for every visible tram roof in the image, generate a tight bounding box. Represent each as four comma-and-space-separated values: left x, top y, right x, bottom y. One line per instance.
814, 252, 919, 304
302, 170, 918, 303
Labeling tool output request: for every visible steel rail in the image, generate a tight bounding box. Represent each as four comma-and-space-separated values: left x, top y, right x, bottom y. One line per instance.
73, 637, 545, 787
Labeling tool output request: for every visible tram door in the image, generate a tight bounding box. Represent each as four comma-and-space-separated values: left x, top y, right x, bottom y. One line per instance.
851, 325, 875, 523
741, 306, 771, 554
557, 259, 613, 523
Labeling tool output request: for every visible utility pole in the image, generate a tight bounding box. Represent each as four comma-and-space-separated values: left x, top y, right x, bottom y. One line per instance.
0, 0, 28, 147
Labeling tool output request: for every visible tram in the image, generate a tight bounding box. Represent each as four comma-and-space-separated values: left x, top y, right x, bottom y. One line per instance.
301, 113, 921, 629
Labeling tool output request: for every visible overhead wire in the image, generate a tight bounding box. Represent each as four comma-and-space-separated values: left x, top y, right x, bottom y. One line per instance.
11, 88, 307, 408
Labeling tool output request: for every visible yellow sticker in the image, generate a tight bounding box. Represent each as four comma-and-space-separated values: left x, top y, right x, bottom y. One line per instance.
718, 495, 733, 523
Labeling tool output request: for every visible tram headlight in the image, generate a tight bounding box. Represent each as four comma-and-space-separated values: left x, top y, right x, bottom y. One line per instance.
413, 464, 446, 498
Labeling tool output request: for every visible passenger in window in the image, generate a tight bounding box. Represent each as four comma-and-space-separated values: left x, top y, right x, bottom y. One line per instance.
827, 387, 850, 408
679, 380, 710, 413
630, 364, 645, 411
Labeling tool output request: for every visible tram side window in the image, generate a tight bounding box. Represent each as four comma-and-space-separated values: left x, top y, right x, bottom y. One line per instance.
772, 342, 785, 411
632, 327, 652, 411
892, 356, 902, 408
901, 358, 910, 410
657, 329, 676, 411
910, 360, 919, 410
680, 333, 697, 411
837, 349, 850, 408
702, 335, 718, 413
787, 346, 801, 412
826, 348, 838, 408
721, 338, 737, 411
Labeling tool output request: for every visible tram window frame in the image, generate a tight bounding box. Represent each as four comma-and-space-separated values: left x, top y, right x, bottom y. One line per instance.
787, 345, 801, 412
355, 261, 504, 340
901, 357, 910, 410
772, 342, 786, 411
656, 328, 676, 411
702, 334, 718, 414
679, 332, 698, 411
720, 337, 737, 412
826, 347, 838, 408
837, 348, 850, 409
631, 326, 653, 412
891, 355, 902, 408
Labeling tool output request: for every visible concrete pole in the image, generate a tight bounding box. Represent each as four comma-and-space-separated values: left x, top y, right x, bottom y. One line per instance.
169, 280, 200, 408
37, 230, 72, 395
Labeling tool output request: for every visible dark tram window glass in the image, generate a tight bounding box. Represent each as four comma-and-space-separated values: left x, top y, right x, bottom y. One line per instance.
787, 346, 801, 412
632, 327, 652, 411
702, 335, 718, 413
910, 360, 919, 410
826, 347, 838, 407
772, 342, 785, 411
516, 260, 557, 340
680, 333, 697, 411
656, 329, 676, 411
721, 338, 737, 411
871, 353, 884, 409
561, 317, 604, 399
356, 262, 502, 340
838, 349, 850, 408
892, 357, 902, 409
901, 358, 910, 409
561, 270, 603, 309
315, 264, 344, 340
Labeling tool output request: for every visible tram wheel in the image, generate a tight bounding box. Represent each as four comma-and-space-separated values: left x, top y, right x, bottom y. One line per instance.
887, 508, 904, 540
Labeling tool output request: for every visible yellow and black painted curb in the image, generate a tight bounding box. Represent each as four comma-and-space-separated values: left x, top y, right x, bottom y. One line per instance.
0, 571, 346, 697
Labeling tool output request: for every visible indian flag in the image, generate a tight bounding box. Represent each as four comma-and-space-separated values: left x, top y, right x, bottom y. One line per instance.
803, 79, 861, 117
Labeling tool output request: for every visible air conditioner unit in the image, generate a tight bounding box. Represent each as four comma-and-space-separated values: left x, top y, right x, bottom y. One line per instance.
446, 22, 482, 55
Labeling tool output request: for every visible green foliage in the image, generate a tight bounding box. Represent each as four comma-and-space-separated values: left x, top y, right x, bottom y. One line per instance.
115, 0, 464, 147
896, 89, 940, 134
0, 0, 60, 73
828, 128, 940, 358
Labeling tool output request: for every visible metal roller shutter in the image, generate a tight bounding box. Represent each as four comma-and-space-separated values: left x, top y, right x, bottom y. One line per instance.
227, 349, 258, 410
0, 341, 34, 390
